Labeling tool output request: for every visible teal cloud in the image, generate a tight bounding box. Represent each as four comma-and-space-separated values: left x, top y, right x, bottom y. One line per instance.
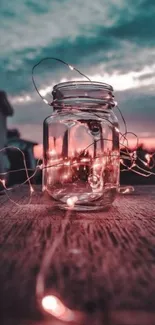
0, 0, 155, 94
0, 0, 155, 137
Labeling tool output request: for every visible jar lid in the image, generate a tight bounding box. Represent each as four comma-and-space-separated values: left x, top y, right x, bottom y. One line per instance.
52, 81, 115, 108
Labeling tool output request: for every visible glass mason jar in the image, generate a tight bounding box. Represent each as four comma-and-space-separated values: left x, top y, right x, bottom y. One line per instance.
43, 81, 120, 211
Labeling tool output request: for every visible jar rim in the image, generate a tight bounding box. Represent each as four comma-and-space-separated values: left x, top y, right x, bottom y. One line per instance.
53, 80, 113, 91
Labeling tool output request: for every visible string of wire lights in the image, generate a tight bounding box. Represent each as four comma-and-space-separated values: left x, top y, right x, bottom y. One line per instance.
0, 58, 155, 206
0, 132, 154, 206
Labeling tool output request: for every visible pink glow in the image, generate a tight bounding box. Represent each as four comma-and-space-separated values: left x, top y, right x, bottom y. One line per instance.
42, 295, 74, 322
34, 137, 155, 159
128, 137, 155, 150
34, 144, 43, 159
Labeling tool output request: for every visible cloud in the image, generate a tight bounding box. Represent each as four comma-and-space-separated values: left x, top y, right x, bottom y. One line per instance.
1, 0, 155, 94
109, 5, 155, 44
1, 0, 155, 143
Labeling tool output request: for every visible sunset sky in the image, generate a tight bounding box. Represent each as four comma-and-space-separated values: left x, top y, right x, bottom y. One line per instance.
1, 0, 155, 147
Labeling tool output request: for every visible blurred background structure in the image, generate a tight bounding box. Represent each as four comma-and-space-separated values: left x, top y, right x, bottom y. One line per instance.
0, 91, 13, 189
0, 93, 38, 188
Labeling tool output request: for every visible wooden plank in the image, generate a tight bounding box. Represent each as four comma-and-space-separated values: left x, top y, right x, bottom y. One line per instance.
0, 185, 155, 324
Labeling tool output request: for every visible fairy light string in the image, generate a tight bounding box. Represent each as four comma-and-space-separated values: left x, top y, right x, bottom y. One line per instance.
32, 57, 91, 106
0, 133, 154, 205
0, 57, 155, 205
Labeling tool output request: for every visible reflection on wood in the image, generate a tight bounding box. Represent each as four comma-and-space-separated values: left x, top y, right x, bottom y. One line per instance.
0, 186, 155, 324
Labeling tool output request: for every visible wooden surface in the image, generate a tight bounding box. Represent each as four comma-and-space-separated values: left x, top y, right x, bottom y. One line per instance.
0, 186, 155, 325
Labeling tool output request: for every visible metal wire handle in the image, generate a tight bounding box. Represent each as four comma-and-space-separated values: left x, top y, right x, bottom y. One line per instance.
32, 57, 91, 106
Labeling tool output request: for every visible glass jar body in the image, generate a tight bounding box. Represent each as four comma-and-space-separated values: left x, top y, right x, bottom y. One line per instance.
43, 82, 120, 211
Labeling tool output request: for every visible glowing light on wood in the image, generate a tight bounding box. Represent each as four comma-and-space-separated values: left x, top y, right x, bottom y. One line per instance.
42, 295, 74, 322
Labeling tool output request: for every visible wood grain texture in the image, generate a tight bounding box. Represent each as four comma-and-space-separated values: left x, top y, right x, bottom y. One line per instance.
0, 185, 155, 325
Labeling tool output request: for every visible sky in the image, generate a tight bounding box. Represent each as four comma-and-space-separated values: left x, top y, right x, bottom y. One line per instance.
1, 0, 155, 147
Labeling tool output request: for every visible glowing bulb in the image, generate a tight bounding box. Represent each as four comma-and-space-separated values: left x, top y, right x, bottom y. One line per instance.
122, 188, 130, 194
67, 196, 78, 208
133, 151, 137, 159
81, 158, 90, 163
115, 127, 119, 133
62, 173, 69, 180
0, 179, 6, 187
49, 149, 56, 156
42, 295, 74, 322
145, 153, 151, 163
42, 185, 47, 192
119, 186, 134, 194
42, 295, 58, 311
64, 161, 70, 166
143, 161, 148, 167
42, 295, 65, 318
43, 99, 49, 105
69, 65, 74, 71
30, 186, 34, 194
